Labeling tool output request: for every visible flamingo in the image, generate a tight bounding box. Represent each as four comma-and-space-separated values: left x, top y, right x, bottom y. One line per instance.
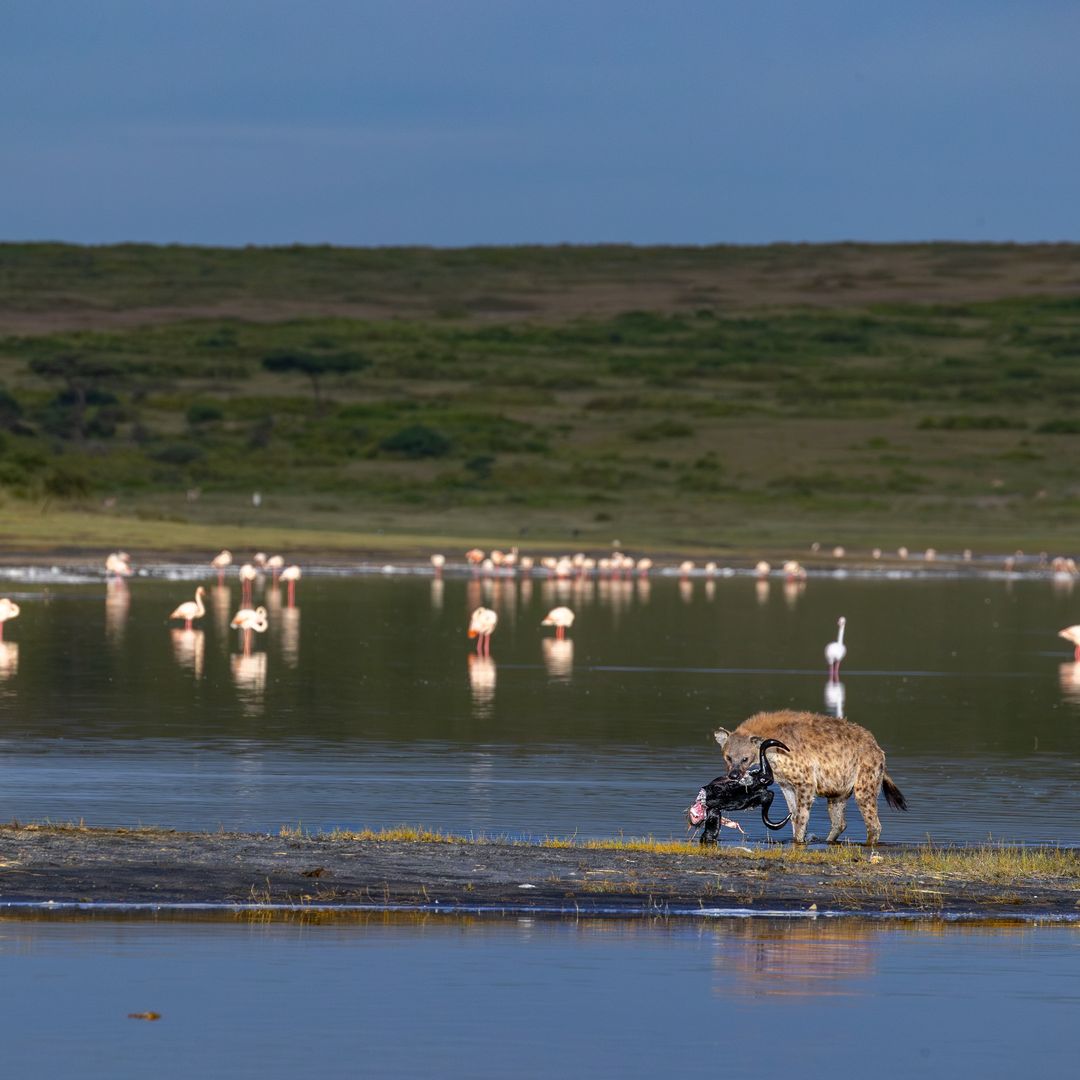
169, 586, 206, 631
238, 563, 258, 605
431, 553, 446, 575
465, 548, 485, 571
230, 605, 268, 656
636, 558, 653, 576
468, 606, 498, 656
106, 552, 132, 581
826, 616, 847, 682
0, 598, 21, 641
541, 606, 575, 640
754, 560, 771, 578
280, 564, 301, 607
678, 560, 695, 578
252, 552, 268, 568
211, 549, 232, 584
1058, 625, 1080, 661
266, 554, 285, 584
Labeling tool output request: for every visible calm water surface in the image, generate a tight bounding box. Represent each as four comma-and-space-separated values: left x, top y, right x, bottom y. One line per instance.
0, 915, 1076, 1079
0, 569, 1077, 843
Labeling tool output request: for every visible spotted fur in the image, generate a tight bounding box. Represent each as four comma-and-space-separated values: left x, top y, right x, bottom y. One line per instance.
713, 710, 907, 844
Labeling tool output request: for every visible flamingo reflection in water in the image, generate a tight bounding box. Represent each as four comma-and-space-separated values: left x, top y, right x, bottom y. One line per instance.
824, 679, 846, 718
280, 605, 300, 668
231, 651, 268, 714
105, 580, 130, 644
467, 654, 496, 716
541, 637, 573, 680
1058, 663, 1080, 706
0, 640, 19, 679
170, 628, 205, 679
211, 585, 232, 637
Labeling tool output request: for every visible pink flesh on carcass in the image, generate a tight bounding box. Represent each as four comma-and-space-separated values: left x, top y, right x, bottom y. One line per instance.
687, 799, 707, 826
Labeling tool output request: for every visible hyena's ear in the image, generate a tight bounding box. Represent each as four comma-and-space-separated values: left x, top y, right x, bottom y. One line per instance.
713, 727, 731, 748
749, 735, 763, 747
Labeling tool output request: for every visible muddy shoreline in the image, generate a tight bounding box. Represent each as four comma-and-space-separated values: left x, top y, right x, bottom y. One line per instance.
1, 826, 1077, 921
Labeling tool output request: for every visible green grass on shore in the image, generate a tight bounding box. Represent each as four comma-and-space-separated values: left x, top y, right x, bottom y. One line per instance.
2, 242, 1079, 553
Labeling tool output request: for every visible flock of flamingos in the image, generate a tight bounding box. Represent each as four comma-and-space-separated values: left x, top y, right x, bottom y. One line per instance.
0, 543, 1076, 691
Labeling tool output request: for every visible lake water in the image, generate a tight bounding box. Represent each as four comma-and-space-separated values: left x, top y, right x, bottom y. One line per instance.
0, 913, 1076, 1079
0, 564, 1077, 845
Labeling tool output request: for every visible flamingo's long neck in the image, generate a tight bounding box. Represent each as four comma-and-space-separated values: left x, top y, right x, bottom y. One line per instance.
194, 591, 205, 618
836, 620, 846, 646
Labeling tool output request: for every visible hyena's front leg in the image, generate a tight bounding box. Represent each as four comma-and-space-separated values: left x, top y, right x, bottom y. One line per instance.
785, 785, 813, 843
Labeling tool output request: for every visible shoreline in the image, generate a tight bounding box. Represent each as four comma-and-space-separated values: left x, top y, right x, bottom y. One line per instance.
2, 825, 1077, 923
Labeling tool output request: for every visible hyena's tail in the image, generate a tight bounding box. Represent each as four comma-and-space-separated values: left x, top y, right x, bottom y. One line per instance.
882, 772, 908, 812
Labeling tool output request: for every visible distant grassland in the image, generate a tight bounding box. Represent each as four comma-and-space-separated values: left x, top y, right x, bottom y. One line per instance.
0, 241, 1079, 553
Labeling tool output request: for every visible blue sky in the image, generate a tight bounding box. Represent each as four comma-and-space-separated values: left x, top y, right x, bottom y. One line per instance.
2, 1, 1078, 246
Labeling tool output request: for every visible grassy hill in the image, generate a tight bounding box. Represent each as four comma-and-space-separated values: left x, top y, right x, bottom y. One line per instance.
0, 241, 1078, 554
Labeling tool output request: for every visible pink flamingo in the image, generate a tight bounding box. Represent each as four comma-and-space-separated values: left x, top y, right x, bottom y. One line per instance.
211, 549, 232, 585
266, 554, 284, 585
230, 605, 268, 657
280, 565, 301, 607
169, 586, 206, 631
541, 606, 575, 641
1058, 625, 1080, 661
238, 563, 257, 606
826, 616, 847, 682
468, 606, 498, 656
0, 598, 21, 641
106, 552, 132, 582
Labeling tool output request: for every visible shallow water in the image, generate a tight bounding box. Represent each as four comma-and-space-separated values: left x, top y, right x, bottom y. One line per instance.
0, 915, 1075, 1079
0, 569, 1077, 843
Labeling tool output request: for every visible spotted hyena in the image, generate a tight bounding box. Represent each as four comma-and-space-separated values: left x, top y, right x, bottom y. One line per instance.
713, 710, 907, 844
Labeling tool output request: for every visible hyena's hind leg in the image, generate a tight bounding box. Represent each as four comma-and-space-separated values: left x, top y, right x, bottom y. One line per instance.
853, 764, 884, 845
825, 796, 848, 842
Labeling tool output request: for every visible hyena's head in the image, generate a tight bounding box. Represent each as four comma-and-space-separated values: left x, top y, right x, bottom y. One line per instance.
713, 728, 765, 778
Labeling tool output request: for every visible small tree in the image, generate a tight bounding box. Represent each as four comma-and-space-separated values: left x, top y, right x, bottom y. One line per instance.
29, 353, 127, 441
262, 350, 369, 411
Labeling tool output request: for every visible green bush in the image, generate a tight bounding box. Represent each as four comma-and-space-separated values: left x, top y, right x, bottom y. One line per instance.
630, 419, 693, 441
1035, 419, 1080, 434
379, 425, 452, 458
918, 415, 1026, 431
187, 402, 224, 424
150, 443, 204, 466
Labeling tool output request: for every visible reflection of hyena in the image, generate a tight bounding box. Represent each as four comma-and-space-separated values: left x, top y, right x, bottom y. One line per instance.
713, 711, 907, 844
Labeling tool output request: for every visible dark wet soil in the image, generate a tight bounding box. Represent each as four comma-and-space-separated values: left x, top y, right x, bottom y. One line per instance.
1, 826, 1077, 919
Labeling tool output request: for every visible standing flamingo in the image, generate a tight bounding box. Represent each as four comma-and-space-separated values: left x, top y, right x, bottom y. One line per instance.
826, 616, 847, 682
1058, 625, 1080, 661
0, 598, 21, 640
280, 565, 301, 607
169, 586, 206, 631
468, 607, 498, 656
431, 553, 446, 575
106, 552, 132, 581
211, 549, 233, 585
230, 605, 269, 656
266, 554, 285, 584
541, 606, 575, 640
238, 563, 258, 605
